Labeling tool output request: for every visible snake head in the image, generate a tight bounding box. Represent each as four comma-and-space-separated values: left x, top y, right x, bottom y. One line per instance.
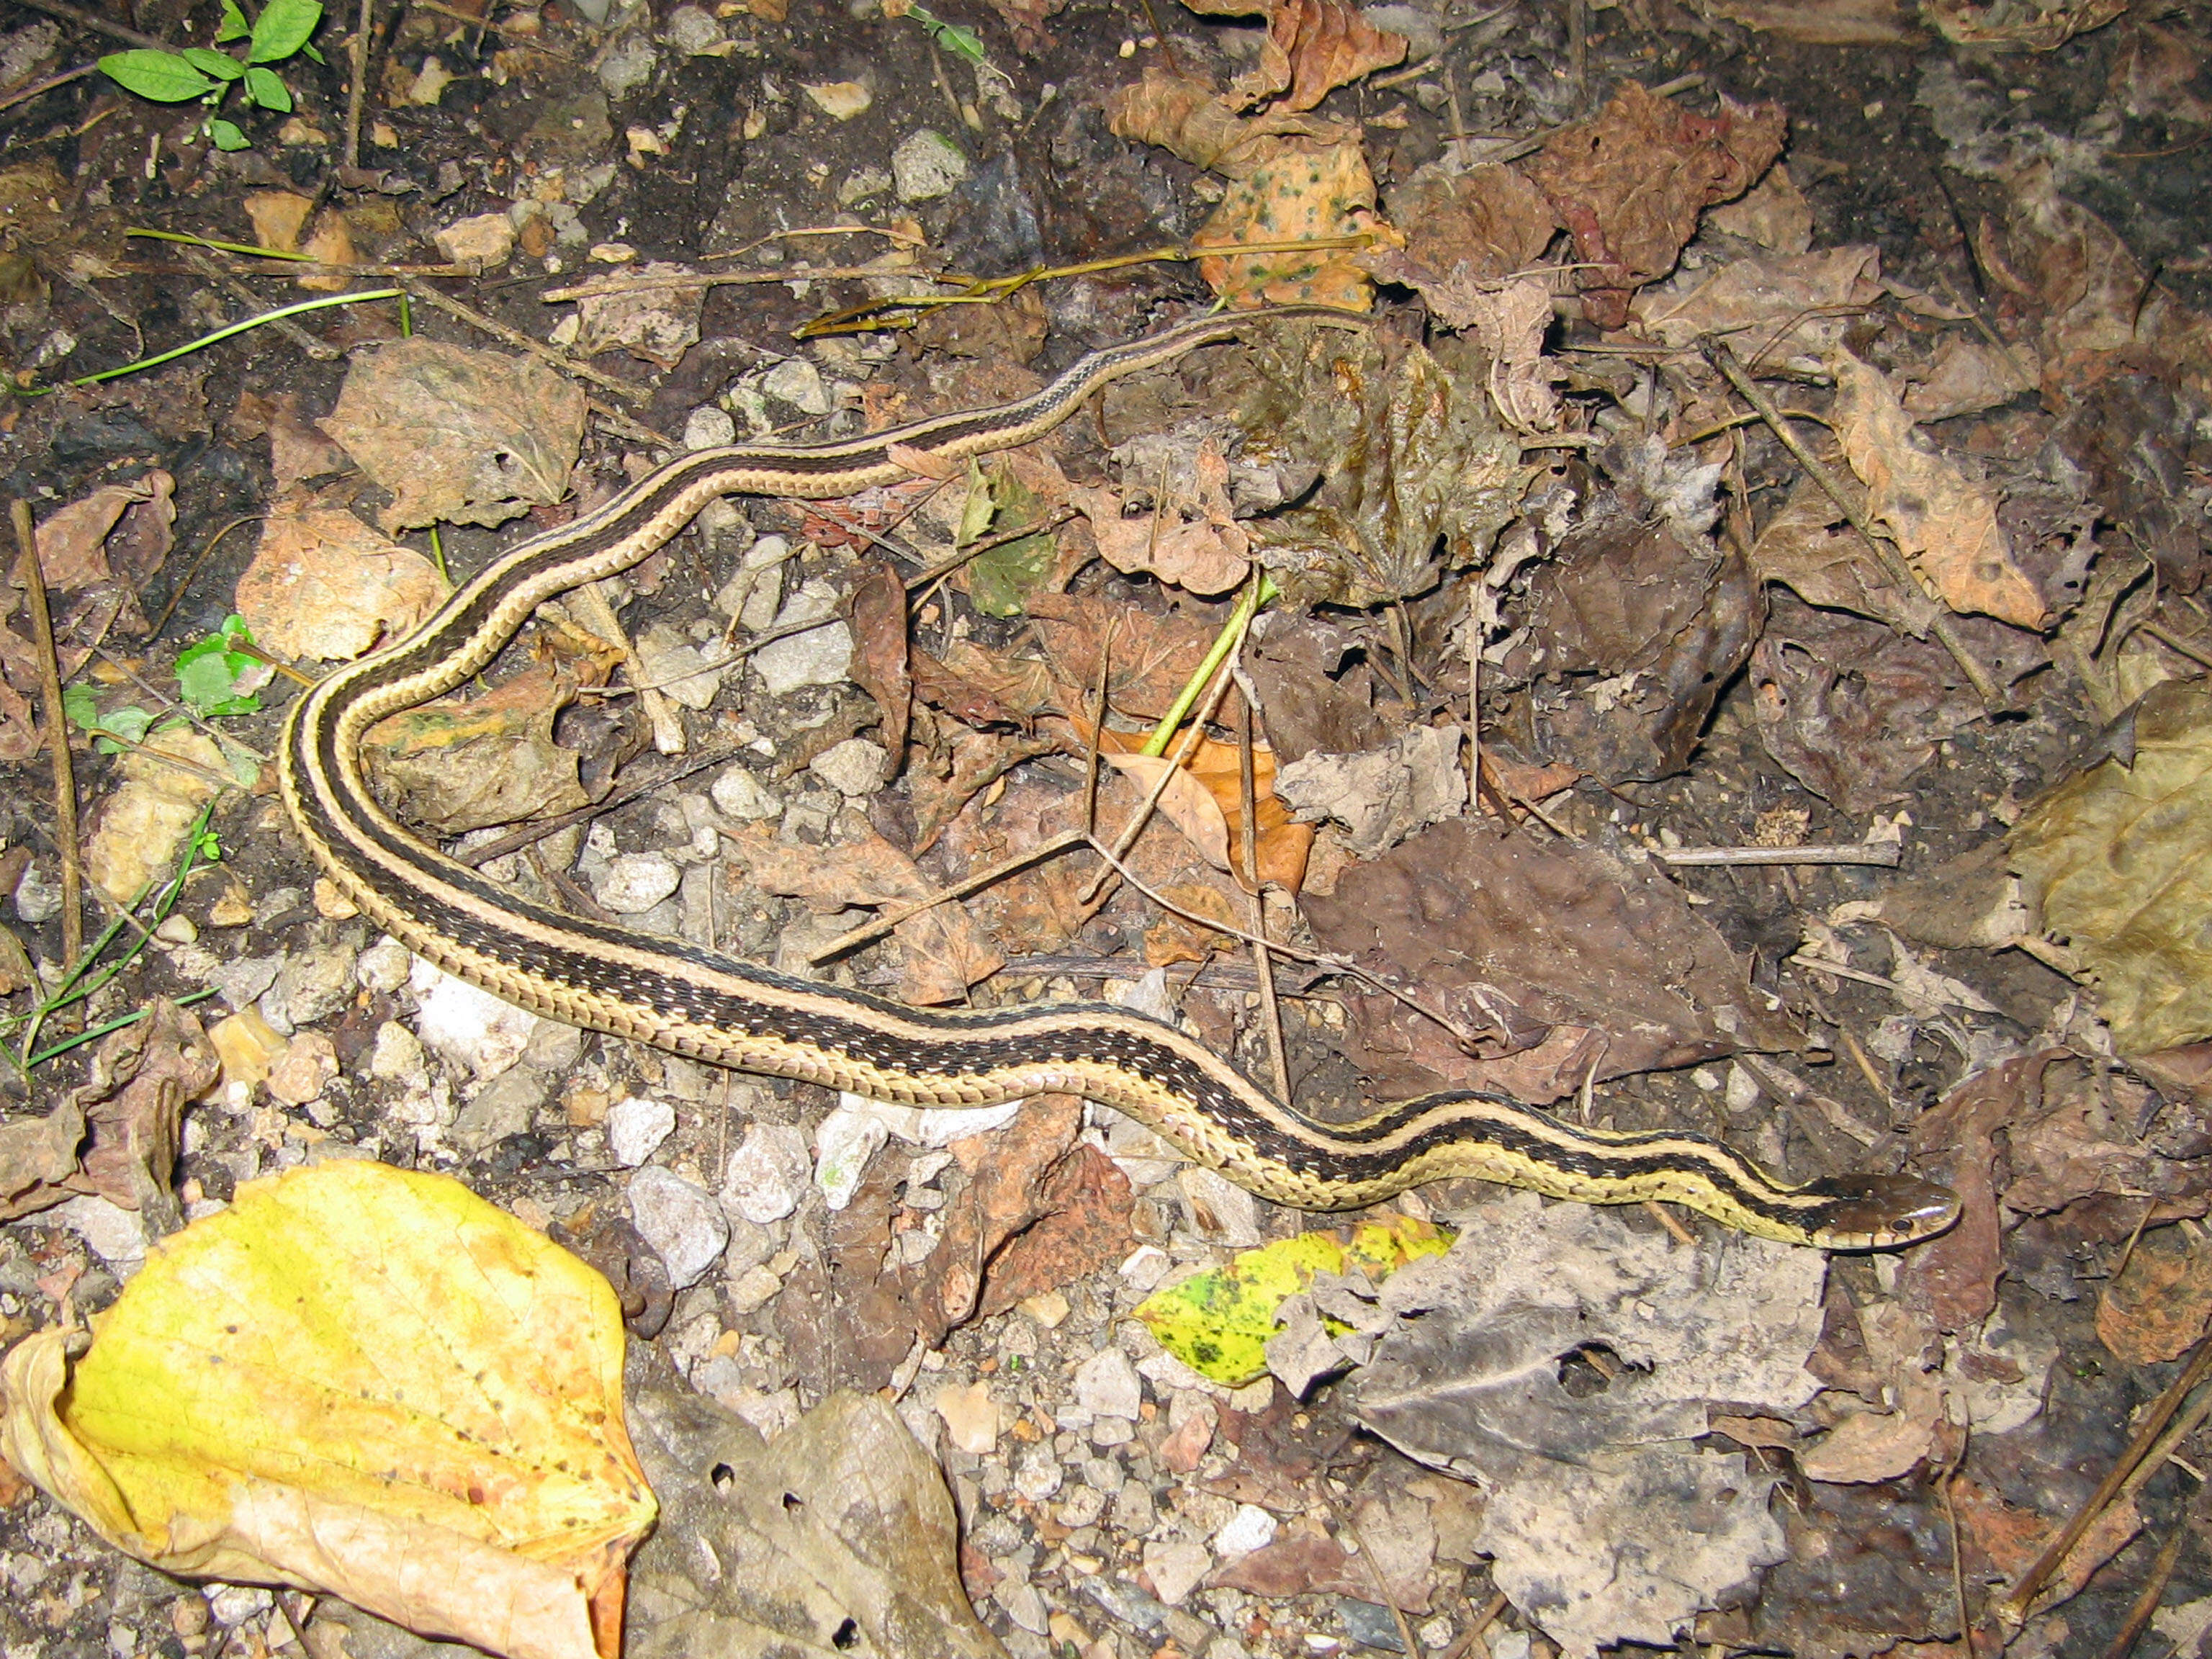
1799, 1172, 1963, 1251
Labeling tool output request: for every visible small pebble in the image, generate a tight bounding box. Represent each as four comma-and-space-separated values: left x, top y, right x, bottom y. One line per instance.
594, 853, 682, 914
1074, 1348, 1143, 1422
683, 405, 737, 451
934, 1380, 999, 1455
12, 858, 59, 922
153, 914, 199, 945
760, 356, 830, 416
809, 737, 890, 797
721, 1122, 811, 1223
606, 1094, 677, 1166
1213, 1504, 1277, 1559
626, 1165, 729, 1290
356, 936, 412, 992
891, 128, 970, 202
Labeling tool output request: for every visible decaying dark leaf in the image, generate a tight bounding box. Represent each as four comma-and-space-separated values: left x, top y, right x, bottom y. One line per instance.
1179, 0, 1406, 112
364, 664, 594, 835
1300, 816, 1796, 1102
846, 560, 913, 768
1529, 81, 1786, 328
627, 1388, 1005, 1659
1238, 331, 1532, 607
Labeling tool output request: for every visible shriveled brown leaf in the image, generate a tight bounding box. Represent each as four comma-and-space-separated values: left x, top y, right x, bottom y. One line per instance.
231, 390, 352, 487
363, 663, 592, 835
727, 825, 1002, 1005
973, 1146, 1135, 1318
846, 560, 912, 767
235, 505, 445, 662
0, 1098, 86, 1223
1070, 441, 1250, 596
1300, 816, 1797, 1103
1831, 349, 2049, 629
1705, 161, 1817, 251
32, 475, 171, 592
1924, 0, 2126, 50
1027, 593, 1217, 721
1750, 474, 1942, 639
1750, 595, 2028, 815
68, 1001, 215, 1221
1900, 335, 2042, 422
1106, 67, 1354, 178
1529, 81, 1785, 328
1902, 1054, 2062, 1334
909, 640, 1056, 730
1634, 246, 1884, 372
1089, 721, 1312, 892
1371, 164, 1557, 331
1951, 1478, 2141, 1613
2011, 680, 2212, 1053
322, 339, 588, 533
2002, 1056, 2212, 1220
2096, 1225, 2212, 1364
1703, 0, 1910, 44
1179, 0, 1406, 112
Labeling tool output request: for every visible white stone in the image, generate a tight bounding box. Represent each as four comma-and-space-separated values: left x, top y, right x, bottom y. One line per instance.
595, 32, 656, 97
663, 4, 723, 53
709, 764, 781, 822
356, 935, 412, 992
892, 129, 970, 202
595, 852, 682, 914
50, 1194, 145, 1272
1011, 1442, 1063, 1501
934, 1380, 999, 1455
626, 1165, 729, 1290
750, 577, 853, 696
433, 211, 516, 269
801, 80, 872, 120
721, 1122, 811, 1223
809, 737, 890, 797
714, 534, 789, 631
606, 1094, 678, 1166
814, 1103, 888, 1210
724, 1261, 782, 1314
1142, 1538, 1212, 1606
1074, 1347, 1143, 1421
13, 858, 58, 922
760, 355, 831, 416
635, 623, 729, 711
1213, 1504, 1277, 1559
412, 958, 538, 1079
683, 405, 737, 451
994, 1579, 1048, 1635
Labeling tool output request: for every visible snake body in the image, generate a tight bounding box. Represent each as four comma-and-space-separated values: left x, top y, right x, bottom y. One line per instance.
279, 305, 1959, 1251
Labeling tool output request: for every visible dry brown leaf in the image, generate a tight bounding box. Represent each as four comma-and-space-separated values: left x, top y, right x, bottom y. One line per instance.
1830, 349, 2049, 629
1026, 593, 1217, 721
1633, 246, 1884, 372
1106, 66, 1352, 178
1924, 0, 2126, 50
727, 826, 1002, 1005
1529, 81, 1785, 328
1179, 0, 1407, 112
2096, 1224, 2212, 1364
1300, 816, 1794, 1102
322, 339, 588, 533
1902, 1056, 2063, 1335
1705, 162, 1817, 251
32, 475, 171, 592
231, 390, 352, 487
0, 1097, 86, 1223
1371, 164, 1557, 330
67, 1001, 215, 1218
363, 663, 592, 835
1069, 442, 1251, 595
235, 505, 445, 662
845, 559, 912, 766
1703, 0, 1910, 42
1088, 721, 1313, 892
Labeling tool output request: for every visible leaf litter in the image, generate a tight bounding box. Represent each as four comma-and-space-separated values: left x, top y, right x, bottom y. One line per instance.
8, 4, 2212, 1658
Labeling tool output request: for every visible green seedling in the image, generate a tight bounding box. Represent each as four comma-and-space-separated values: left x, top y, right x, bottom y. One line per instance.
65, 617, 274, 753
99, 0, 325, 152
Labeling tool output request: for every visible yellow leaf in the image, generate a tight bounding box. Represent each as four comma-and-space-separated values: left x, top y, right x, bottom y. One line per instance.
0, 1161, 655, 1659
1133, 1215, 1452, 1385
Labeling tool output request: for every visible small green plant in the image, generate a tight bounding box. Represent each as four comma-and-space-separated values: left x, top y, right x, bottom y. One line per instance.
99, 0, 325, 153
66, 616, 274, 753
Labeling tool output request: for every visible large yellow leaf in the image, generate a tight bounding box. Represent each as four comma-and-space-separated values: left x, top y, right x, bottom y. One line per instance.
2012, 680, 2212, 1054
0, 1161, 655, 1659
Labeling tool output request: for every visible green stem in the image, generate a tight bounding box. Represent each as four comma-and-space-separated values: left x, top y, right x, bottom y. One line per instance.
11, 288, 403, 394
127, 226, 315, 262
27, 986, 220, 1069
1142, 570, 1276, 757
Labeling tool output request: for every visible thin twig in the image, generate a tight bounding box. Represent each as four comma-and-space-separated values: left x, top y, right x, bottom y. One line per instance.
1732, 1051, 1884, 1147
401, 279, 654, 404
343, 0, 372, 171
1655, 843, 1903, 868
1339, 1499, 1425, 1659
0, 62, 95, 115
2002, 1329, 2212, 1622
1707, 344, 2004, 710
1238, 691, 1292, 1105
806, 830, 1088, 964
12, 502, 81, 969
148, 514, 261, 642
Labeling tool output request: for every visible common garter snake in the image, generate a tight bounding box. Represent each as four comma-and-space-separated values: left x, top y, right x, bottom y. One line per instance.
279, 305, 1959, 1251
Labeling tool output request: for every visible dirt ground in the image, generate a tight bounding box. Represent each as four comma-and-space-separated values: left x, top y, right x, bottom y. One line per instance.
2, 0, 2212, 1656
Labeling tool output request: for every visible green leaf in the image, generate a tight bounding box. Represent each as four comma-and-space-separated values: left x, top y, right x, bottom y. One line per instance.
208, 117, 251, 150
248, 0, 322, 63
216, 0, 251, 42
61, 683, 99, 732
302, 40, 325, 64
961, 462, 1053, 619
99, 50, 220, 102
181, 48, 246, 81
174, 626, 270, 717
243, 66, 291, 111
